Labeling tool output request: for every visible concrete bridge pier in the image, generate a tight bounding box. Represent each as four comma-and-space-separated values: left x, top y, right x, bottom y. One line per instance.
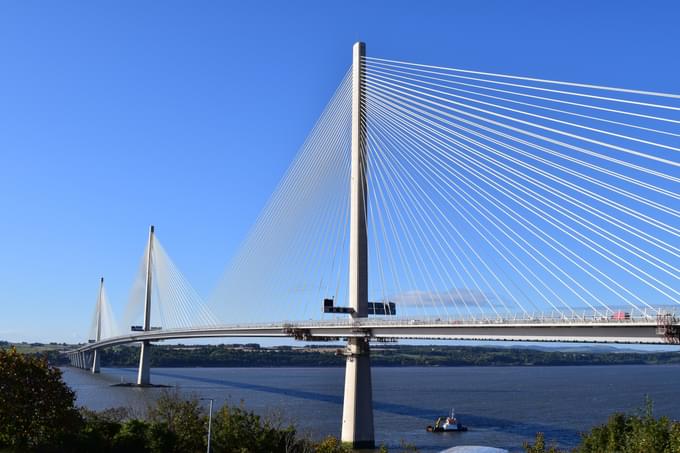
137, 341, 151, 385
91, 349, 100, 373
341, 337, 374, 449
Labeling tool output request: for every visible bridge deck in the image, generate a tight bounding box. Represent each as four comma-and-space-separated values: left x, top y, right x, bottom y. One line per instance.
72, 317, 679, 353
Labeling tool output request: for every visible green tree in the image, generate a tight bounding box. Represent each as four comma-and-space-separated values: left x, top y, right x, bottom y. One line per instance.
77, 407, 128, 451
667, 422, 680, 453
0, 347, 82, 450
147, 389, 206, 453
523, 432, 565, 453
211, 404, 299, 453
111, 419, 149, 453
314, 435, 350, 453
146, 422, 178, 453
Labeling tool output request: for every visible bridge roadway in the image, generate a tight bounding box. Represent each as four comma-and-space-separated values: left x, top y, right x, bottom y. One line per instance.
73, 316, 679, 353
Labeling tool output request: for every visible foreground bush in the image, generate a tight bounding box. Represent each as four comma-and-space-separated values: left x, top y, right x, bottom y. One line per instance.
0, 348, 82, 451
524, 400, 680, 453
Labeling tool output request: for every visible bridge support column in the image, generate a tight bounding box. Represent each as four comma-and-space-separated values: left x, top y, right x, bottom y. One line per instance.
341, 41, 375, 449
341, 337, 374, 449
137, 341, 151, 385
91, 349, 100, 373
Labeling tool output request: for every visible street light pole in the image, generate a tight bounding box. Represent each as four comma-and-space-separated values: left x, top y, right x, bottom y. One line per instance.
201, 398, 214, 453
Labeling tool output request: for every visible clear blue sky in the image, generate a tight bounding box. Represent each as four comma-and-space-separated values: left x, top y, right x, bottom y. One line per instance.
1, 1, 678, 342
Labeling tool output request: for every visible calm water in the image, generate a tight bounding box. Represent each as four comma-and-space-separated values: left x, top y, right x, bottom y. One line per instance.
62, 365, 679, 452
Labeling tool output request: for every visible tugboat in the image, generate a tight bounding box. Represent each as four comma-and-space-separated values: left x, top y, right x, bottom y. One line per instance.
427, 408, 468, 432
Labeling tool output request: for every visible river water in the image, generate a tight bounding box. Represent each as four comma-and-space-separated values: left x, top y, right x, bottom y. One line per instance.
61, 365, 679, 452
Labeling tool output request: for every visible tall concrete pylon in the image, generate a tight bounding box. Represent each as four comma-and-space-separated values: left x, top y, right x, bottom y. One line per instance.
341, 41, 375, 450
137, 225, 154, 385
91, 277, 104, 373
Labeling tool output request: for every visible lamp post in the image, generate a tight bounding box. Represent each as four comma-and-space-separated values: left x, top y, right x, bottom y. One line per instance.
200, 398, 214, 453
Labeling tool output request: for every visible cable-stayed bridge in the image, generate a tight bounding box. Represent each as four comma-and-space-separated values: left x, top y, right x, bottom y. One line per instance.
67, 43, 680, 448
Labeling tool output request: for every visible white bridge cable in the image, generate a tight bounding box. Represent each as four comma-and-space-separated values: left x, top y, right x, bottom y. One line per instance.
365, 59, 680, 132
152, 238, 219, 329
367, 105, 526, 319
121, 243, 151, 331
88, 282, 121, 340
364, 78, 680, 240
364, 72, 680, 176
364, 95, 677, 308
364, 57, 680, 111
366, 102, 573, 318
364, 80, 680, 260
366, 115, 517, 319
364, 65, 680, 154
366, 96, 624, 315
209, 70, 354, 323
221, 71, 350, 287
364, 94, 680, 268
366, 125, 451, 319
366, 97, 585, 317
364, 103, 515, 318
363, 120, 426, 317
367, 104, 482, 319
361, 77, 680, 203
367, 107, 608, 317
363, 63, 680, 138
368, 123, 475, 319
363, 73, 679, 315
363, 66, 680, 204
366, 87, 680, 279
261, 90, 351, 320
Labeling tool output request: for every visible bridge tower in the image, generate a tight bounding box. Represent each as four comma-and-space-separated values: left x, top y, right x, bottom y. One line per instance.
341, 41, 375, 449
137, 225, 154, 385
91, 277, 104, 373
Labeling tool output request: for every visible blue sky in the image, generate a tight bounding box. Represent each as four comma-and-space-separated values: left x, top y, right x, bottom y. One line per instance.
1, 1, 678, 342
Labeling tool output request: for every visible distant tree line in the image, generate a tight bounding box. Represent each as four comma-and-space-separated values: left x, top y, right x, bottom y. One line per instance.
54, 344, 680, 368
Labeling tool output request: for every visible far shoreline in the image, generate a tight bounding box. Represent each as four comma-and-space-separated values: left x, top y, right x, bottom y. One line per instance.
45, 342, 680, 368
